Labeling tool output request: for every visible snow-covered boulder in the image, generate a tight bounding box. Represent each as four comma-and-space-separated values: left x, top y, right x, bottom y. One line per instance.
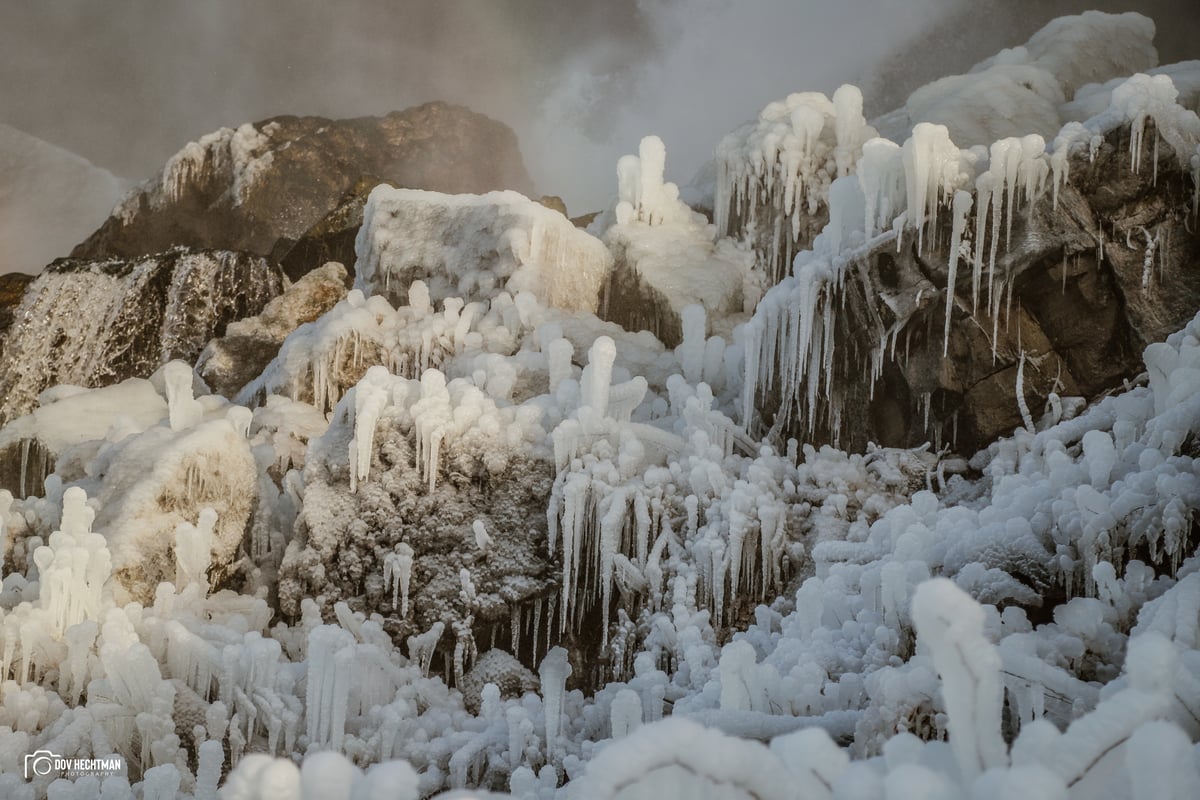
355, 187, 613, 314
93, 416, 259, 604
873, 11, 1159, 146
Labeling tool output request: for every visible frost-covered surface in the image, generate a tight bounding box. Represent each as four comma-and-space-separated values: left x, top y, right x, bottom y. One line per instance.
1, 10, 1199, 800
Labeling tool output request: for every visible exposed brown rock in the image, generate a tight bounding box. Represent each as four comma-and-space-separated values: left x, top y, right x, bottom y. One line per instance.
198, 261, 349, 398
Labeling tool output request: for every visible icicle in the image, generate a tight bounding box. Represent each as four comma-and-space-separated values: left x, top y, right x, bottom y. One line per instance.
472, 519, 492, 551
1016, 351, 1035, 433
510, 604, 521, 656
539, 647, 572, 755
943, 190, 973, 356
382, 543, 414, 617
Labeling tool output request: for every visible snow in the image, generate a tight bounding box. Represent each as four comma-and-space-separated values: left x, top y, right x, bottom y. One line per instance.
874, 11, 1157, 149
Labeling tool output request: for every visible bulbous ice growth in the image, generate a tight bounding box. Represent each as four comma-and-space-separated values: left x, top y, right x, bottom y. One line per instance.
715, 85, 876, 285
34, 487, 110, 639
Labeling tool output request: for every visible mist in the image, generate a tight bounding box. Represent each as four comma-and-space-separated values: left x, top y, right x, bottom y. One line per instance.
2, 0, 1199, 223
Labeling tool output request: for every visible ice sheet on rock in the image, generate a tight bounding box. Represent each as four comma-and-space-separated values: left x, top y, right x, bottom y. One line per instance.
119, 121, 278, 220
0, 249, 279, 425
1052, 71, 1200, 199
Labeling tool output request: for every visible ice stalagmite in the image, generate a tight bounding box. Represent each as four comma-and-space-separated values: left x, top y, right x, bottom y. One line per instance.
383, 543, 415, 617
164, 360, 204, 432
912, 579, 1007, 783
174, 508, 217, 593
539, 647, 571, 754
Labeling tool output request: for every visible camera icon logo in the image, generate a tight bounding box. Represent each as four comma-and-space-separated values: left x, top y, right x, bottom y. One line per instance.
24, 750, 59, 779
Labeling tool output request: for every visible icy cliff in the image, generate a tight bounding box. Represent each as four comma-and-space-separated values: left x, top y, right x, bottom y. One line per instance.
0, 10, 1199, 800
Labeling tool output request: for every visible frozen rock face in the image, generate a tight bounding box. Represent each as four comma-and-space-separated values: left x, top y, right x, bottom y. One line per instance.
0, 248, 282, 424
278, 374, 558, 683
73, 103, 535, 272
746, 121, 1200, 454
198, 261, 349, 398
276, 176, 386, 283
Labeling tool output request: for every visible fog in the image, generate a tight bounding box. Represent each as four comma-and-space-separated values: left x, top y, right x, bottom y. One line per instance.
2, 0, 1198, 220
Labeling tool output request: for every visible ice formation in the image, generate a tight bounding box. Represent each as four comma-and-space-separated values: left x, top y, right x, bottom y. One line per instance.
603, 136, 756, 345
1, 10, 1199, 800
114, 122, 278, 221
355, 187, 613, 314
0, 249, 280, 426
715, 85, 877, 284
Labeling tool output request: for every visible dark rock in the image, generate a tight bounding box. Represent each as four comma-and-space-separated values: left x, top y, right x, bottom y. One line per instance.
198, 261, 348, 398
536, 195, 569, 217
0, 272, 35, 359
276, 177, 388, 283
571, 211, 601, 229
0, 248, 282, 424
72, 103, 535, 277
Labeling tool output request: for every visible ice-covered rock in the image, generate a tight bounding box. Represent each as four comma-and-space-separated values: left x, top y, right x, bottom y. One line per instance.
744, 84, 1200, 452
0, 248, 281, 425
355, 186, 613, 314
72, 103, 534, 269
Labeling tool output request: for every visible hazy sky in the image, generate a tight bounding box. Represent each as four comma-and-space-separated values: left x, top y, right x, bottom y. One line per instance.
2, 0, 1198, 213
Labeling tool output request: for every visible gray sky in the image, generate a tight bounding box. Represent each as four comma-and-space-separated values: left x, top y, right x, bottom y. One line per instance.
2, 0, 1198, 214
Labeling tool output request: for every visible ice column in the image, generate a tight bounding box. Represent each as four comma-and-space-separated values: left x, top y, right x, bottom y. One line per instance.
912, 579, 1007, 783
